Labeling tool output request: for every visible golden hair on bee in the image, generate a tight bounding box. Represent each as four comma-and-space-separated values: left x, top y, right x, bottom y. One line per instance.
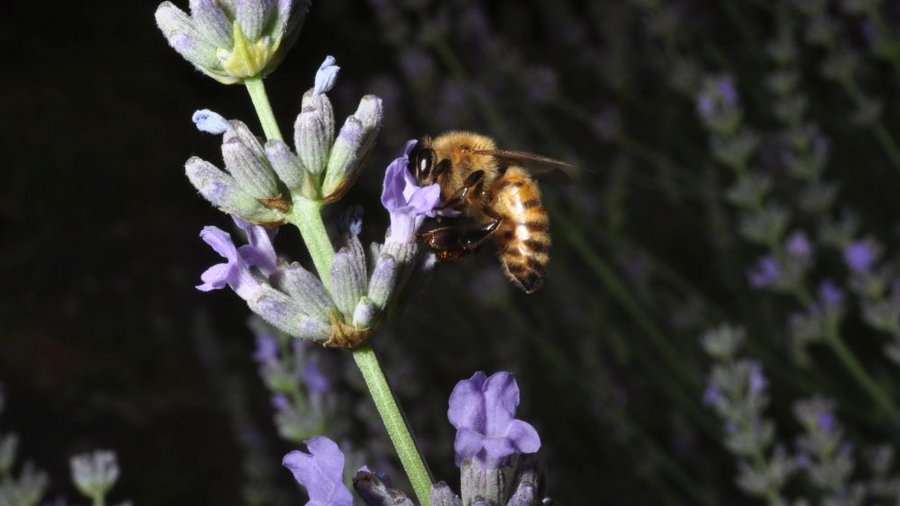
410, 131, 571, 293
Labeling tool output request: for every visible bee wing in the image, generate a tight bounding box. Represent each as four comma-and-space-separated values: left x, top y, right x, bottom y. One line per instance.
472, 149, 578, 183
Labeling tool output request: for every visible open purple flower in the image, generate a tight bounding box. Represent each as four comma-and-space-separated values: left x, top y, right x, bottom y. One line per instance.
234, 217, 279, 276
283, 436, 354, 506
196, 226, 261, 300
448, 371, 541, 469
380, 140, 442, 243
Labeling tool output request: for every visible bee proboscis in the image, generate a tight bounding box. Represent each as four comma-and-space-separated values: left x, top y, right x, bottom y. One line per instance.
408, 131, 574, 294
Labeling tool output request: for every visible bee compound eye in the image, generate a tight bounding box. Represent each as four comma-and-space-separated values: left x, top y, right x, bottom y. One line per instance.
416, 149, 434, 182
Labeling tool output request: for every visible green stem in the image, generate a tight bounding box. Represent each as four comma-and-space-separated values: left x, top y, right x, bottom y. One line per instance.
244, 77, 284, 141
286, 199, 335, 291
352, 344, 433, 505
824, 328, 900, 422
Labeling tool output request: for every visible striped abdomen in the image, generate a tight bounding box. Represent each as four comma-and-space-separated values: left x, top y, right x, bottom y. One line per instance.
491, 167, 551, 293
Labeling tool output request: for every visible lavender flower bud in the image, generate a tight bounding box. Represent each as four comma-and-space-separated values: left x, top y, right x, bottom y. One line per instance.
367, 254, 397, 310
0, 433, 18, 475
430, 483, 463, 506
269, 263, 334, 320
330, 238, 368, 318
189, 0, 232, 47
314, 55, 340, 95
185, 157, 281, 223
294, 106, 331, 178
354, 95, 384, 148
222, 137, 280, 200
235, 0, 275, 40
265, 139, 307, 191
70, 451, 120, 501
301, 89, 335, 155
248, 285, 329, 341
352, 298, 377, 328
321, 117, 365, 198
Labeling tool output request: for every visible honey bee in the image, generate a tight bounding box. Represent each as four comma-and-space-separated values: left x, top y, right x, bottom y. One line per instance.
408, 131, 574, 294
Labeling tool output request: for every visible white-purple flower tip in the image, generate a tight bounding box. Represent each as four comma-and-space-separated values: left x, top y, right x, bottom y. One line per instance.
314, 55, 340, 95
448, 371, 541, 469
193, 109, 230, 134
381, 141, 442, 243
282, 436, 354, 506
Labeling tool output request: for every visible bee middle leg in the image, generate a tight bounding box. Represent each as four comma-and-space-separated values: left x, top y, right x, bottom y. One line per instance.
419, 215, 502, 259
434, 170, 485, 212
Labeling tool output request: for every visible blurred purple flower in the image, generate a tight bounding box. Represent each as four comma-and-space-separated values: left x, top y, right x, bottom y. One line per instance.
253, 333, 279, 364
702, 381, 721, 406
283, 436, 354, 506
818, 279, 844, 310
448, 371, 541, 468
844, 240, 875, 272
303, 359, 330, 396
380, 140, 442, 243
818, 410, 835, 432
272, 394, 290, 410
196, 226, 261, 299
748, 362, 767, 395
786, 231, 812, 260
747, 255, 782, 289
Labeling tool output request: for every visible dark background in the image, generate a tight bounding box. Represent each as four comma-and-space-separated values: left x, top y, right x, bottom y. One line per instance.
4, 0, 900, 504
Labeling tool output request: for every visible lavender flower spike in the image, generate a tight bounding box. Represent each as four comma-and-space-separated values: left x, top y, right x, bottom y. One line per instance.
283, 436, 354, 506
155, 0, 310, 83
381, 140, 442, 244
448, 371, 541, 469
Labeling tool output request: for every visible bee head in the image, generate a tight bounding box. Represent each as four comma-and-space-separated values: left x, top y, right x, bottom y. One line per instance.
409, 138, 450, 186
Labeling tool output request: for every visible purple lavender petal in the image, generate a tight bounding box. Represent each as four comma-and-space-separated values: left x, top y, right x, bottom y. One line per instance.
482, 372, 518, 436
234, 216, 279, 275
282, 436, 353, 506
505, 419, 541, 454
196, 226, 242, 291
447, 371, 540, 468
448, 371, 488, 432
195, 226, 261, 299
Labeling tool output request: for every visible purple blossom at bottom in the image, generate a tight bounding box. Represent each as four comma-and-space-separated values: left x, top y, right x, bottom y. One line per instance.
283, 436, 354, 506
380, 141, 443, 244
448, 371, 541, 469
818, 279, 845, 311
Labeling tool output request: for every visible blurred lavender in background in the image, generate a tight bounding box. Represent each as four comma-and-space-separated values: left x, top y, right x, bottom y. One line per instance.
7, 0, 900, 504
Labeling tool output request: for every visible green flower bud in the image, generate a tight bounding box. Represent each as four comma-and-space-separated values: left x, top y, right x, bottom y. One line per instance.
265, 139, 307, 191
185, 157, 282, 223
351, 297, 377, 328
330, 237, 367, 318
222, 137, 280, 200
294, 106, 331, 178
270, 262, 335, 320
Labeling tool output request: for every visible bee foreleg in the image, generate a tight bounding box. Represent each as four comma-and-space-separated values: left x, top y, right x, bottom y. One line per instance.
418, 215, 502, 259
435, 170, 485, 211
